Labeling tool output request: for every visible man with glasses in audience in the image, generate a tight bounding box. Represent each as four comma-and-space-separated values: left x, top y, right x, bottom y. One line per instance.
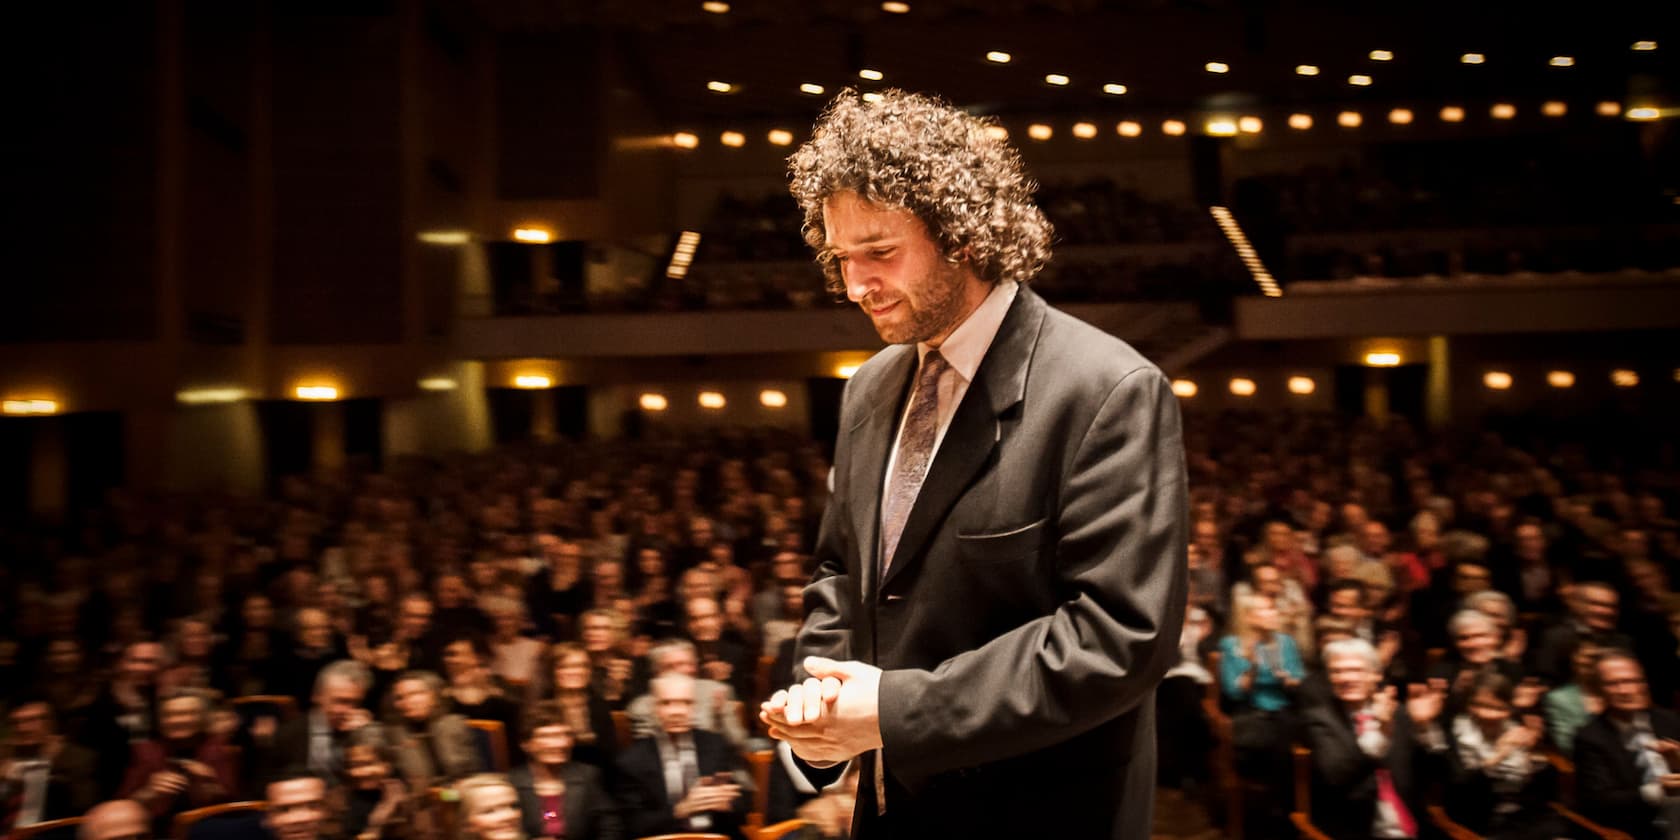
1572, 652, 1680, 840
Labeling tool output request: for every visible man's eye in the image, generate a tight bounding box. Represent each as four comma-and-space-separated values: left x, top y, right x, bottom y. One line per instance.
870, 249, 894, 259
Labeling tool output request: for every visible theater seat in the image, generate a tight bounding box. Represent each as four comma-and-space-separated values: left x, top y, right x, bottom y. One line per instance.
171, 801, 267, 840
465, 718, 509, 772
9, 817, 83, 840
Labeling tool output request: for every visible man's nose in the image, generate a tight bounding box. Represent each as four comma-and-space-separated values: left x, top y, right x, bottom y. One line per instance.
845, 266, 877, 303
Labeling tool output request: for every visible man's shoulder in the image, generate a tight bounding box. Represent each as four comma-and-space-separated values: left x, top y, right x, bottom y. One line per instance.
1033, 301, 1165, 390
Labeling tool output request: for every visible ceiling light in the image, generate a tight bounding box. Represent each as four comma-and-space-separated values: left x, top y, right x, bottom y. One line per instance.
701, 1, 729, 12
1238, 116, 1263, 134
1102, 83, 1128, 95
417, 230, 470, 245
1490, 103, 1516, 119
1162, 119, 1187, 136
1596, 101, 1621, 117
1295, 64, 1320, 76
1338, 110, 1363, 128
1288, 377, 1316, 395
1369, 49, 1394, 61
2, 399, 58, 415
1116, 120, 1141, 137
1229, 378, 1257, 397
1072, 122, 1098, 139
1633, 41, 1657, 52
986, 51, 1011, 64
836, 364, 860, 379
1546, 370, 1575, 388
512, 227, 553, 243
1612, 369, 1639, 387
1288, 113, 1313, 130
1483, 371, 1513, 390
698, 391, 727, 409
418, 378, 457, 391
862, 92, 882, 103
858, 68, 883, 81
1388, 108, 1414, 125
1542, 101, 1567, 117
1549, 55, 1575, 67
672, 132, 699, 149
984, 125, 1009, 140
1461, 52, 1486, 65
1027, 123, 1052, 140
881, 1, 911, 12
800, 83, 826, 95
1365, 352, 1401, 367
295, 386, 340, 401
1044, 73, 1070, 86
177, 387, 248, 404
767, 129, 793, 145
1205, 118, 1238, 136
1440, 105, 1466, 122
1171, 380, 1198, 398
639, 393, 669, 411
719, 131, 745, 147
706, 80, 734, 93
1348, 74, 1373, 86
514, 375, 553, 389
1205, 61, 1229, 74
1628, 107, 1661, 121
759, 389, 789, 408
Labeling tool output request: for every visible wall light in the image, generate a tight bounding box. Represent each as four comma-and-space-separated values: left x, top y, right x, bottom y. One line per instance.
1550, 56, 1575, 67
862, 92, 882, 103
1348, 74, 1373, 86
639, 393, 669, 411
1044, 73, 1070, 86
1596, 101, 1622, 117
1295, 64, 1320, 76
1440, 105, 1466, 122
671, 132, 699, 149
295, 386, 340, 401
1365, 352, 1401, 367
858, 68, 884, 81
512, 227, 553, 243
514, 375, 553, 389
701, 1, 730, 12
1027, 124, 1053, 140
698, 391, 727, 409
1461, 52, 1486, 64
985, 125, 1009, 141
719, 131, 745, 147
1483, 371, 1513, 390
1071, 122, 1098, 139
1633, 41, 1658, 52
800, 83, 826, 95
1628, 107, 1661, 121
1369, 49, 1394, 61
1205, 118, 1238, 136
1389, 108, 1414, 125
1238, 116, 1263, 134
1171, 380, 1198, 398
881, 1, 910, 12
706, 80, 734, 93
768, 129, 794, 146
1288, 376, 1316, 395
1205, 62, 1229, 74
1117, 120, 1142, 137
177, 387, 249, 405
418, 378, 458, 392
760, 389, 789, 408
1229, 378, 1257, 397
1162, 119, 1187, 136
1103, 83, 1128, 95
1542, 101, 1568, 117
1288, 113, 1313, 130
1, 399, 58, 415
1338, 111, 1363, 128
836, 364, 860, 379
417, 230, 471, 245
986, 51, 1012, 64
1612, 369, 1639, 387
1546, 370, 1575, 388
1491, 103, 1516, 119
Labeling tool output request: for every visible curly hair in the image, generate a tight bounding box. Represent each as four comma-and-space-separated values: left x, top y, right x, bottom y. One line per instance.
788, 88, 1054, 296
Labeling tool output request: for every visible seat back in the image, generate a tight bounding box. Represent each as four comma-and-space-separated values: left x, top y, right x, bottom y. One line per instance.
610, 709, 634, 749
757, 819, 811, 840
9, 817, 83, 840
172, 800, 267, 840
229, 695, 301, 722
465, 718, 509, 772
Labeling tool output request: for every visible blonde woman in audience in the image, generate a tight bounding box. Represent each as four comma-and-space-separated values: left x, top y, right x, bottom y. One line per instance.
455, 773, 526, 840
537, 642, 618, 771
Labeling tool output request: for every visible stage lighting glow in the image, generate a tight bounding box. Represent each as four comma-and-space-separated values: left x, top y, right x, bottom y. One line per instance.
1542, 101, 1568, 117
1338, 111, 1363, 127
512, 227, 553, 243
1491, 103, 1516, 119
1204, 62, 1229, 74
800, 83, 825, 95
1162, 119, 1187, 136
1612, 369, 1639, 387
1596, 101, 1621, 117
1440, 106, 1466, 122
1238, 116, 1263, 133
858, 68, 883, 81
672, 132, 699, 148
1550, 55, 1574, 67
768, 129, 794, 145
514, 375, 552, 390
295, 386, 339, 401
1205, 118, 1238, 136
1365, 352, 1401, 367
985, 125, 1009, 140
706, 80, 734, 93
1349, 74, 1373, 86
1461, 53, 1485, 65
177, 388, 248, 404
1072, 122, 1098, 139
1369, 50, 1394, 61
1, 399, 58, 415
1546, 371, 1575, 388
698, 391, 726, 409
719, 131, 745, 147
1295, 64, 1320, 76
1389, 108, 1414, 125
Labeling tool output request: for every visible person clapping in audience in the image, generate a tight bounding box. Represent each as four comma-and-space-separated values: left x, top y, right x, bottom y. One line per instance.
117, 689, 237, 832
1440, 671, 1562, 838
509, 705, 621, 840
1572, 652, 1680, 840
616, 673, 748, 840
384, 670, 480, 787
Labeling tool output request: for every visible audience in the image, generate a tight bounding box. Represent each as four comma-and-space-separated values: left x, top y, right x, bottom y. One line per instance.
2, 698, 98, 831
1572, 652, 1680, 840
509, 705, 621, 840
263, 769, 331, 840
616, 673, 749, 840
385, 670, 480, 787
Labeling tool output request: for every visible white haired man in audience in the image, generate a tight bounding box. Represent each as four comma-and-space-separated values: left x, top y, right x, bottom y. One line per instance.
626, 639, 750, 750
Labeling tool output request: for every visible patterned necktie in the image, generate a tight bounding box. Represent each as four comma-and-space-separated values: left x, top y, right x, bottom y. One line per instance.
881, 350, 948, 573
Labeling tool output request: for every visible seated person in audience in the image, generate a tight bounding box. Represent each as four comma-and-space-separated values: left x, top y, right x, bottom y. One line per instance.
441, 633, 524, 765
1543, 639, 1604, 755
341, 736, 430, 840
118, 689, 238, 831
1218, 591, 1304, 810
1529, 581, 1632, 685
80, 640, 165, 798
1297, 615, 1359, 712
484, 597, 544, 688
509, 704, 622, 840
383, 670, 480, 786
1431, 609, 1526, 716
272, 607, 349, 711
757, 580, 805, 659
455, 773, 526, 840
1463, 590, 1527, 664
537, 643, 618, 772
1441, 671, 1561, 839
263, 768, 331, 840
1572, 651, 1680, 840
1157, 603, 1216, 792
616, 673, 748, 840
792, 763, 860, 840
1325, 579, 1376, 641
158, 617, 216, 694
1301, 638, 1442, 840
78, 798, 150, 840
625, 639, 749, 751
261, 660, 376, 787
577, 610, 639, 709
1231, 561, 1313, 655
0, 697, 98, 831
682, 596, 754, 706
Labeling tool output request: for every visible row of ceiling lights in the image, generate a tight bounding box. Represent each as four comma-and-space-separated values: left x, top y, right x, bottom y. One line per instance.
1169, 367, 1658, 399
667, 99, 1659, 150
701, 41, 1659, 101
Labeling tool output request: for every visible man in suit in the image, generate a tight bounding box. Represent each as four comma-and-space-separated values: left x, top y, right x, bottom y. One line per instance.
617, 673, 749, 840
1572, 652, 1680, 840
760, 88, 1187, 839
259, 660, 375, 787
1300, 638, 1446, 840
1529, 581, 1631, 685
1, 697, 99, 832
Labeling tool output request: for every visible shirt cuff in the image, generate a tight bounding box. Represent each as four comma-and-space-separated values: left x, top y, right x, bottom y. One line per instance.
1641, 781, 1663, 806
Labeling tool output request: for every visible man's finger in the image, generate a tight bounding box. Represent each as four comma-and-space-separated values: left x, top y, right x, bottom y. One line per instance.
785, 683, 807, 725
802, 677, 824, 724
821, 676, 842, 703
804, 656, 860, 681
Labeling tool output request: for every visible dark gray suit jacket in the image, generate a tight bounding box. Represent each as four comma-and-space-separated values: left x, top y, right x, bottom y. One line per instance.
795, 286, 1188, 839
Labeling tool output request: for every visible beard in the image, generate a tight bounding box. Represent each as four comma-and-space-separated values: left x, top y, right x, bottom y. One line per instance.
863, 260, 970, 345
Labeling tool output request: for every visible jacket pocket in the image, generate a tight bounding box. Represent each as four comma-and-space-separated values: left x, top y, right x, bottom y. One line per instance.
956, 517, 1047, 564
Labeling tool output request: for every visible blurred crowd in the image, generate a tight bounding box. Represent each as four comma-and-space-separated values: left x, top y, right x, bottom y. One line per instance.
1, 407, 1679, 839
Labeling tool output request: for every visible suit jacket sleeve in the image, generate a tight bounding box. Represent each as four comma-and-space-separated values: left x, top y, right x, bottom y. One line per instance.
1573, 720, 1649, 814
876, 367, 1188, 778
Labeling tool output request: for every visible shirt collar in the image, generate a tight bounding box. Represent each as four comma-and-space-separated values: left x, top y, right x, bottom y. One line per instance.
917, 280, 1018, 383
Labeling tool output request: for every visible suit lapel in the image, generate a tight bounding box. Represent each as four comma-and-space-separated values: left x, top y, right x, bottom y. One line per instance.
878, 288, 1044, 594
848, 345, 917, 603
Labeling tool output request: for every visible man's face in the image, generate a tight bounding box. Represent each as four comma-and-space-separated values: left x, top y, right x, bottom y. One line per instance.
822, 190, 983, 346
1575, 585, 1619, 632
345, 744, 390, 791
265, 778, 327, 840
122, 642, 164, 685
1326, 651, 1378, 706
398, 597, 433, 640
435, 575, 468, 608
6, 703, 51, 750
686, 598, 723, 642
1329, 588, 1367, 623
443, 640, 478, 678
1264, 523, 1293, 553
581, 616, 614, 653
314, 677, 366, 731
1253, 567, 1282, 598
295, 609, 331, 650
661, 647, 699, 677
178, 620, 213, 659
1454, 563, 1492, 595
653, 678, 696, 735
1598, 657, 1651, 715
1359, 522, 1390, 556
159, 696, 203, 741
1515, 525, 1545, 560
1454, 618, 1501, 664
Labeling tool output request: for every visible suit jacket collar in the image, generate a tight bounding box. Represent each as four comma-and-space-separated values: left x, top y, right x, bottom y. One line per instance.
846, 286, 1047, 600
